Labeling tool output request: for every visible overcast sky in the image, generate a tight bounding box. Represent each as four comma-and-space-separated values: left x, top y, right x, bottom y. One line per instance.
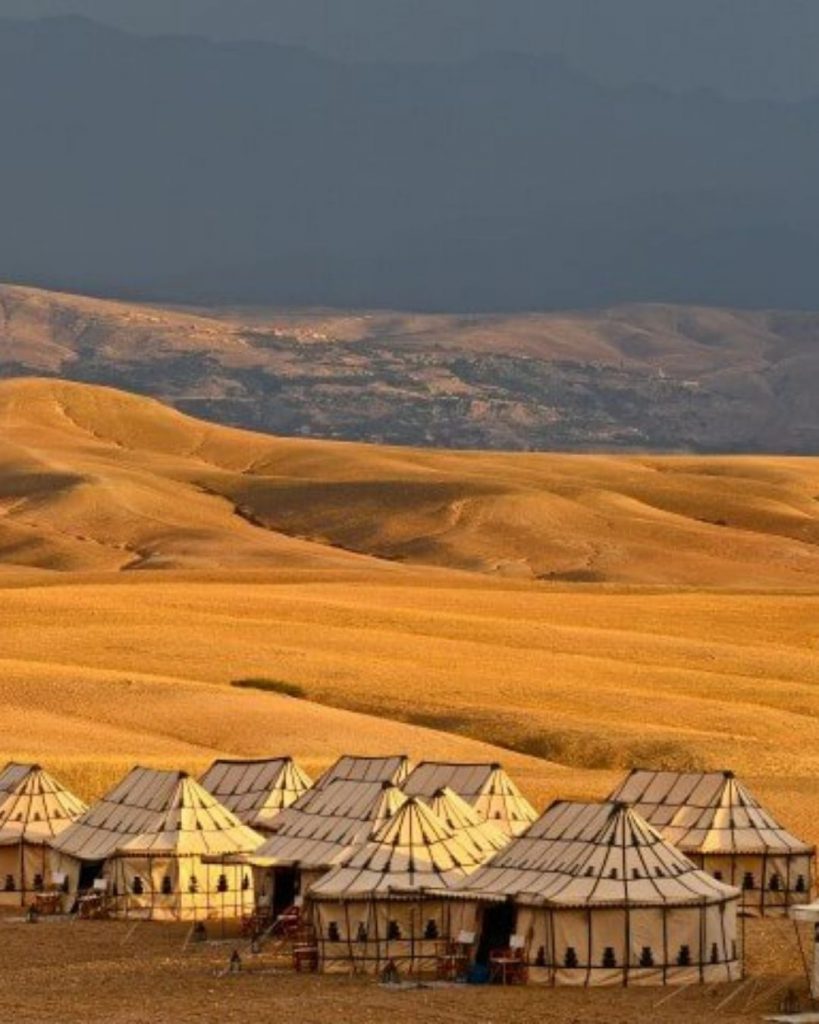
2, 0, 819, 99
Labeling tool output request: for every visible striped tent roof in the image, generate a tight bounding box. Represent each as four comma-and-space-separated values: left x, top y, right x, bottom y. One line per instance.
250, 779, 407, 871
0, 763, 86, 846
309, 796, 483, 899
52, 766, 262, 863
402, 761, 537, 836
609, 770, 814, 856
312, 755, 409, 792
429, 787, 509, 861
114, 775, 264, 857
199, 757, 312, 831
457, 801, 740, 908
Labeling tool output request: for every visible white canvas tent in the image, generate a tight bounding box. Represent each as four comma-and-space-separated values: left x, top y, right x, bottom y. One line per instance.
51, 766, 264, 919
453, 800, 742, 986
199, 757, 312, 832
609, 769, 814, 916
312, 755, 409, 792
402, 761, 537, 836
429, 787, 510, 861
241, 779, 408, 914
309, 796, 485, 974
0, 763, 86, 906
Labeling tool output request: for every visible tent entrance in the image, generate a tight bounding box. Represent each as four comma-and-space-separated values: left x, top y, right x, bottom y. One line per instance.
476, 901, 517, 964
78, 861, 105, 892
273, 867, 299, 916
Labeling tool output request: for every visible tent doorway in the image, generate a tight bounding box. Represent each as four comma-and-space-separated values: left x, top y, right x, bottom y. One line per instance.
78, 860, 105, 892
476, 901, 517, 964
273, 867, 299, 916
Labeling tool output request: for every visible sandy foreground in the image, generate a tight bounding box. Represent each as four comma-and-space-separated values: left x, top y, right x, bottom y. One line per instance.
0, 912, 814, 1024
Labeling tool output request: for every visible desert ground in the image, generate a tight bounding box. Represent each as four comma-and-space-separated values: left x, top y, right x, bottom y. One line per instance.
0, 378, 818, 1020
0, 913, 814, 1024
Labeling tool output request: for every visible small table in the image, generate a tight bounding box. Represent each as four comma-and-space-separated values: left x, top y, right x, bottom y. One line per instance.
32, 891, 63, 916
489, 955, 528, 986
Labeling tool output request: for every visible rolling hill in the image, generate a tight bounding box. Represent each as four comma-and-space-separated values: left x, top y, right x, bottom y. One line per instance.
1, 377, 818, 584
2, 284, 819, 452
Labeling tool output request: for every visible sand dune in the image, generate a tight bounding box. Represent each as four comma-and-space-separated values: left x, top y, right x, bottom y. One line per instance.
0, 377, 817, 585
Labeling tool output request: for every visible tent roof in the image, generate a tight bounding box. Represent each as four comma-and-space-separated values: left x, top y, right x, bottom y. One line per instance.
609, 769, 814, 856
312, 754, 409, 792
52, 766, 261, 862
199, 757, 312, 830
309, 796, 483, 899
114, 776, 264, 857
456, 800, 740, 908
0, 763, 86, 846
402, 761, 537, 836
251, 779, 407, 870
429, 787, 509, 861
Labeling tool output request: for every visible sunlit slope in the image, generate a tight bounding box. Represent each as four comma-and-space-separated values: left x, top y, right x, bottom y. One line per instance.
0, 378, 818, 585
1, 571, 818, 840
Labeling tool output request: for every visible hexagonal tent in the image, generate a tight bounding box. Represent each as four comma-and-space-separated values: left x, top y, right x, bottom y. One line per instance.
308, 796, 485, 974
51, 766, 264, 919
0, 763, 86, 905
609, 769, 814, 916
453, 801, 742, 986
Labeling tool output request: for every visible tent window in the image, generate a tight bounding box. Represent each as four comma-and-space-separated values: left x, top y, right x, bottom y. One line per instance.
327, 922, 341, 942
189, 876, 199, 894
639, 946, 654, 968
242, 875, 250, 891
161, 876, 173, 895
4, 875, 15, 892
713, 870, 723, 882
33, 812, 41, 821
564, 947, 579, 968
742, 872, 756, 891
217, 874, 229, 893
356, 922, 368, 943
33, 874, 44, 892
710, 942, 720, 964
677, 945, 692, 967
585, 867, 594, 877
602, 947, 617, 968
387, 920, 402, 941
632, 869, 641, 879
796, 875, 807, 893
769, 873, 782, 892
424, 919, 439, 940
655, 867, 664, 877
132, 877, 144, 895
535, 946, 546, 967
608, 869, 618, 879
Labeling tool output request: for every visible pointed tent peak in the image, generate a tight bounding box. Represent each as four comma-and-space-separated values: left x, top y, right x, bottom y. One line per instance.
310, 795, 484, 899
608, 768, 813, 856
0, 762, 87, 843
458, 799, 740, 908
113, 774, 264, 857
199, 756, 312, 829
402, 761, 537, 835
312, 754, 409, 791
429, 786, 509, 858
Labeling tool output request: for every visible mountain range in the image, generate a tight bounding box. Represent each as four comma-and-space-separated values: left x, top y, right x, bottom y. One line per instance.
1, 284, 818, 452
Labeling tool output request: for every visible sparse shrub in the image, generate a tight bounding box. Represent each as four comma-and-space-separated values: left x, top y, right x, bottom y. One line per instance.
231, 678, 306, 699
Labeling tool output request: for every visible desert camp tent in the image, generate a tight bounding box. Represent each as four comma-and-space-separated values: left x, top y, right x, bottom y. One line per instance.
0, 763, 86, 906
244, 779, 408, 914
312, 755, 409, 791
309, 796, 484, 973
453, 800, 742, 987
199, 757, 312, 832
51, 766, 264, 919
402, 761, 537, 836
429, 787, 510, 861
609, 770, 814, 916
